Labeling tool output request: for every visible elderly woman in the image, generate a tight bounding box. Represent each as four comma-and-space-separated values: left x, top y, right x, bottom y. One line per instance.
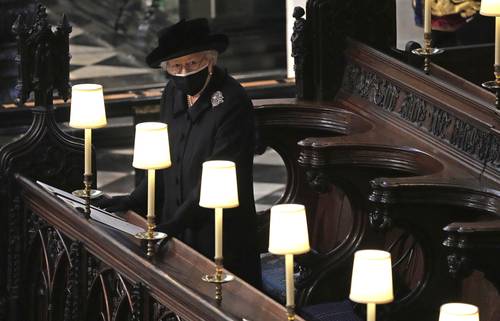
99, 18, 261, 287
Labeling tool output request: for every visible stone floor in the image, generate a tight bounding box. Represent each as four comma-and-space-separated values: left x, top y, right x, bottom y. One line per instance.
96, 147, 286, 212
59, 7, 286, 91
68, 24, 164, 89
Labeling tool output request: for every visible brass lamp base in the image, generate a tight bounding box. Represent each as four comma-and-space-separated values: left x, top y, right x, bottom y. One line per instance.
75, 174, 94, 219
286, 305, 296, 321
411, 47, 444, 75
482, 80, 500, 109
72, 188, 103, 199
135, 231, 168, 240
201, 273, 235, 284
135, 231, 167, 259
202, 258, 234, 305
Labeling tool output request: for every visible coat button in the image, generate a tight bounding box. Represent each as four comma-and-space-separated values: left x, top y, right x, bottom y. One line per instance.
176, 198, 181, 205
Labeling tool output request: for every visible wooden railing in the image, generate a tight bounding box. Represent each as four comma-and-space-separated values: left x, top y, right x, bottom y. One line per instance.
15, 174, 304, 321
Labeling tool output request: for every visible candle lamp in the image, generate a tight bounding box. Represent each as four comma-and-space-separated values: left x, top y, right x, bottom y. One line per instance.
199, 160, 239, 305
132, 122, 171, 258
439, 303, 480, 321
480, 0, 500, 109
349, 250, 394, 321
412, 0, 444, 74
69, 84, 107, 218
268, 204, 310, 321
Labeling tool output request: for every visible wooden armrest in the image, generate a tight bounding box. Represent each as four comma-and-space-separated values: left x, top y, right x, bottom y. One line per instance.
444, 219, 500, 233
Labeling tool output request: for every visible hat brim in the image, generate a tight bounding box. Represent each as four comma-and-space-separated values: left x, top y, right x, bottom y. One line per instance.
146, 34, 228, 68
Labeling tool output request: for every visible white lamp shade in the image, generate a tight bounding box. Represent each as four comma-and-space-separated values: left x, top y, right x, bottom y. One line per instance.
132, 122, 171, 170
439, 303, 479, 321
349, 250, 394, 304
481, 0, 500, 16
69, 84, 107, 129
199, 160, 239, 208
268, 204, 310, 255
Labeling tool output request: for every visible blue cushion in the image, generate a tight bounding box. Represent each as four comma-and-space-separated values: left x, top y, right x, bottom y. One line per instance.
260, 253, 288, 302
300, 301, 362, 321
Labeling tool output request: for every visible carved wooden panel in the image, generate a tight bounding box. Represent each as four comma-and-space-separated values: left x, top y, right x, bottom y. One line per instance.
341, 62, 500, 169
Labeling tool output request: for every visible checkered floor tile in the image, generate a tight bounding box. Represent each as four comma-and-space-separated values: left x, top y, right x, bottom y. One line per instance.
68, 23, 163, 89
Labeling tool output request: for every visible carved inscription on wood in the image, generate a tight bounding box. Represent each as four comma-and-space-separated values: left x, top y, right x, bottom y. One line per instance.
342, 63, 500, 169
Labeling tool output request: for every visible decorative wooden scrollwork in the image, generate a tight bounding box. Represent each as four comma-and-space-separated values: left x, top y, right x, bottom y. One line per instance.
368, 205, 393, 231
22, 216, 71, 321
384, 227, 425, 303
6, 195, 22, 318
87, 268, 134, 321
12, 2, 71, 107
305, 169, 330, 193
64, 241, 81, 321
152, 301, 182, 321
130, 283, 143, 321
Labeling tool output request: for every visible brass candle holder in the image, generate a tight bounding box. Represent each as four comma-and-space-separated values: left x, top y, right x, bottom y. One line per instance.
72, 186, 103, 199
202, 257, 234, 305
481, 64, 500, 109
412, 32, 443, 74
131, 123, 171, 259
135, 229, 167, 259
286, 305, 296, 321
81, 173, 92, 219
135, 170, 168, 259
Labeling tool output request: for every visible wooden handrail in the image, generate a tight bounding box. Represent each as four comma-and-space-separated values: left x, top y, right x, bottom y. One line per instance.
16, 174, 304, 321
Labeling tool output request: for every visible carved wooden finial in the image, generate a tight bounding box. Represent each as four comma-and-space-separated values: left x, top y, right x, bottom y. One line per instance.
54, 14, 72, 102
293, 6, 305, 19
12, 14, 31, 107
291, 6, 308, 99
12, 3, 72, 107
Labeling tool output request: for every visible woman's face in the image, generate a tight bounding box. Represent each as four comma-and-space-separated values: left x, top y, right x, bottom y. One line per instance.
162, 51, 213, 76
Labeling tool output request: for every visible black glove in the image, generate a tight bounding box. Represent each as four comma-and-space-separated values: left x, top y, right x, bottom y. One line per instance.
93, 195, 132, 213
155, 220, 182, 237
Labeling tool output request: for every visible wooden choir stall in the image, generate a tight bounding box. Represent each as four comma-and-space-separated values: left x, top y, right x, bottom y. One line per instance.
1, 1, 499, 321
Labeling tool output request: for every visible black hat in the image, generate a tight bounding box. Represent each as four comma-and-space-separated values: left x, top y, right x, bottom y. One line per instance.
146, 18, 229, 68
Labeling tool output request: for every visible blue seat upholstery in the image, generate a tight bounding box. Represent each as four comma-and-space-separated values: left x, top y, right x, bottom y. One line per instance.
300, 301, 362, 321
261, 253, 361, 321
260, 253, 288, 303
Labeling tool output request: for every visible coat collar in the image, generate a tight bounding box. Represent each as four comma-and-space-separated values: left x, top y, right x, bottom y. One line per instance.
171, 66, 227, 122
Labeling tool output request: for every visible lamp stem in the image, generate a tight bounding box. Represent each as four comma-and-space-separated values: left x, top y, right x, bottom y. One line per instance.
367, 303, 376, 321
147, 169, 156, 235
215, 208, 223, 260
83, 174, 92, 219
84, 128, 92, 175
495, 17, 500, 67
285, 254, 295, 320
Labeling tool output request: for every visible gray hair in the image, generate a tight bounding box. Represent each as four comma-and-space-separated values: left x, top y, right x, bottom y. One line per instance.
204, 50, 218, 64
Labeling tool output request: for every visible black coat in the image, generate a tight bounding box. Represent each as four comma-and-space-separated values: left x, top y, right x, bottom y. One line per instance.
129, 67, 261, 287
